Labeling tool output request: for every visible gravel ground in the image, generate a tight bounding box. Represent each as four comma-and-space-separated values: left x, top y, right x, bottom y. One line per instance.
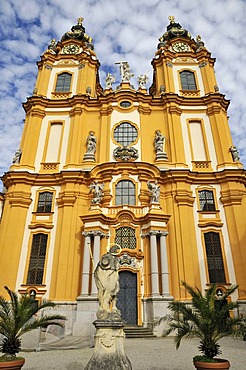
21, 337, 245, 370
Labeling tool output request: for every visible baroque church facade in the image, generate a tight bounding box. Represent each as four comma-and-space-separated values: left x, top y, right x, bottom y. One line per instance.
0, 16, 245, 340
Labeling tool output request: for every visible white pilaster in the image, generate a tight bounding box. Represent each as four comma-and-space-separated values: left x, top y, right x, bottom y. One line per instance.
91, 232, 103, 296
160, 231, 171, 297
150, 231, 160, 296
80, 233, 91, 296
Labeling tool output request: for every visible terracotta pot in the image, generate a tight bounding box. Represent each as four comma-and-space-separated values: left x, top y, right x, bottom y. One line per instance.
194, 359, 230, 370
0, 358, 25, 370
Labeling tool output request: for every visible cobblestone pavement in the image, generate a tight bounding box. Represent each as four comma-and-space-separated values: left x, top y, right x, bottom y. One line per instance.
21, 337, 245, 370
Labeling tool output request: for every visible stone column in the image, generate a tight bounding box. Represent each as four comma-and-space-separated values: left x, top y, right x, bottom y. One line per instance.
80, 232, 92, 296
159, 231, 170, 297
91, 231, 104, 296
149, 231, 160, 296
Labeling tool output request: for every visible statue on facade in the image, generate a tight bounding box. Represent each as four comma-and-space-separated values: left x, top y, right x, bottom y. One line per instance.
47, 39, 57, 54
230, 145, 240, 162
115, 61, 134, 83
12, 148, 22, 164
154, 130, 165, 153
147, 180, 160, 203
137, 73, 149, 89
89, 181, 104, 204
94, 244, 121, 320
105, 73, 116, 89
86, 131, 96, 154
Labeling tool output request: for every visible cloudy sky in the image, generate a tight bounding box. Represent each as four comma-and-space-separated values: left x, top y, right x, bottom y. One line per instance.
0, 0, 245, 178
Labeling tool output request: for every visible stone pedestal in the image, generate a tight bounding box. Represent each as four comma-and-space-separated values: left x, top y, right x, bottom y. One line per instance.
156, 152, 168, 161
83, 153, 95, 161
85, 320, 132, 370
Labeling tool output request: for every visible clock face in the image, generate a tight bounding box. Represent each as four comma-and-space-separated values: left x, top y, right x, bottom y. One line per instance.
62, 44, 80, 54
172, 42, 189, 52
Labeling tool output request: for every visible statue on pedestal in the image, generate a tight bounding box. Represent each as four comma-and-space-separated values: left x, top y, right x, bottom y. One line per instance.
85, 243, 132, 370
89, 181, 104, 204
154, 130, 168, 161
83, 131, 96, 161
147, 180, 160, 204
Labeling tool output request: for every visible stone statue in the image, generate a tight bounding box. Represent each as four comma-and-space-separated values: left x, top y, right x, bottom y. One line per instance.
47, 39, 57, 54
12, 148, 22, 164
86, 131, 96, 154
195, 34, 206, 51
137, 73, 149, 89
154, 130, 165, 153
115, 61, 134, 83
105, 73, 116, 89
147, 180, 160, 203
94, 244, 121, 320
89, 181, 104, 204
230, 146, 240, 162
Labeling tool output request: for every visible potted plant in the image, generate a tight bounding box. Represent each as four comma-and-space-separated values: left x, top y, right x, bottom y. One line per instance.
0, 286, 66, 369
163, 282, 245, 370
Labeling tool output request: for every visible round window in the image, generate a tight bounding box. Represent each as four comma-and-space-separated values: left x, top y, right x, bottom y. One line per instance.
114, 122, 138, 146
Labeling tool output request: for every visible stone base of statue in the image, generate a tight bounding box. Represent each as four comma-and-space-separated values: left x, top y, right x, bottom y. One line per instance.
84, 317, 132, 370
83, 153, 95, 162
156, 152, 168, 161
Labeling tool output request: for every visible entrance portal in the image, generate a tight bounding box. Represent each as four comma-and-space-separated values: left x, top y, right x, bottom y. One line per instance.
117, 271, 137, 325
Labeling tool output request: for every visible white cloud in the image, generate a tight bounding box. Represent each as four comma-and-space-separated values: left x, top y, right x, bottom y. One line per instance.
0, 0, 245, 178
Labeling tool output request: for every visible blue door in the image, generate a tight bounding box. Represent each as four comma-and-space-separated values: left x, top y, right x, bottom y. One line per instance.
117, 271, 137, 325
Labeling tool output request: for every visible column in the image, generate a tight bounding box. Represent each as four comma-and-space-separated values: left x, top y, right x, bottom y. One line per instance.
91, 231, 103, 296
159, 232, 170, 297
149, 231, 160, 296
80, 232, 92, 296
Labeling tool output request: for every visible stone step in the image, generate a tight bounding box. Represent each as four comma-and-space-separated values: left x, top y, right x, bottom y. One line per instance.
123, 326, 156, 338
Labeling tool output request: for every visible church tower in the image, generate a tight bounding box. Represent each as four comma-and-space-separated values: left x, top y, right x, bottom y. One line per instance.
0, 16, 245, 342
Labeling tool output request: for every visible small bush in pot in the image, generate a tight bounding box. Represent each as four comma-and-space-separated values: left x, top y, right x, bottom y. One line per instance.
0, 286, 66, 368
163, 282, 245, 369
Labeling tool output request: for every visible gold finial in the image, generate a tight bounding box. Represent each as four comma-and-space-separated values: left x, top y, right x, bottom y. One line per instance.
77, 17, 84, 25
168, 15, 175, 23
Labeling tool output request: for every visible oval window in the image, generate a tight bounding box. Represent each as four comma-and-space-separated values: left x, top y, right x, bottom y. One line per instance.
120, 101, 131, 108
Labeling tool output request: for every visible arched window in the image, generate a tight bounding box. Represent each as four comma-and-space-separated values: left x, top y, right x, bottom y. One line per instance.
198, 190, 215, 211
26, 233, 48, 285
55, 72, 72, 92
114, 122, 138, 147
180, 70, 197, 90
37, 192, 53, 213
115, 227, 136, 249
204, 232, 226, 283
115, 180, 135, 205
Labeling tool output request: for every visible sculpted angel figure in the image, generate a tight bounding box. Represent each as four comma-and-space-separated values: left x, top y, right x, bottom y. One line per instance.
105, 73, 116, 89
94, 244, 121, 320
89, 181, 104, 204
147, 180, 160, 203
137, 73, 149, 88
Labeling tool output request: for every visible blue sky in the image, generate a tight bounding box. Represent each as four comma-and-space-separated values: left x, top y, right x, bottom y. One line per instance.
0, 0, 246, 178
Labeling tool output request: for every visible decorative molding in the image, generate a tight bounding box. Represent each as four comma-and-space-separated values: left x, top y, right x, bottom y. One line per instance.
44, 64, 53, 70
118, 253, 138, 269
199, 62, 207, 68
82, 230, 109, 238
113, 146, 139, 161
141, 230, 169, 238
166, 62, 173, 68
